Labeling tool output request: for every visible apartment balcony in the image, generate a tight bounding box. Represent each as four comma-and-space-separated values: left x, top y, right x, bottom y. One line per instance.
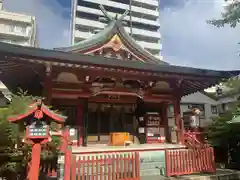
154, 55, 163, 61
76, 6, 160, 27
136, 41, 162, 51
0, 29, 29, 40
74, 31, 93, 40
0, 11, 32, 24
83, 0, 159, 19
75, 18, 161, 39
132, 0, 158, 7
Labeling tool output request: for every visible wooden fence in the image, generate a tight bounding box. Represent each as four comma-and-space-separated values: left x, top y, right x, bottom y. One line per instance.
68, 152, 140, 180
38, 147, 216, 179
165, 147, 216, 176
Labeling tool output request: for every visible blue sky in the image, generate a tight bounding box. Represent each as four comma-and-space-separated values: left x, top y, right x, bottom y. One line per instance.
4, 0, 240, 70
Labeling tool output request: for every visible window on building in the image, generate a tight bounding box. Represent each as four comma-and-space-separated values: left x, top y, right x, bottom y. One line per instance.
21, 27, 26, 33
15, 26, 26, 34
9, 25, 14, 32
222, 103, 226, 112
211, 105, 218, 114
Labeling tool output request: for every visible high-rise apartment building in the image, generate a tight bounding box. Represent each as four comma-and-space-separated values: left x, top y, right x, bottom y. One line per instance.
0, 0, 38, 47
71, 0, 162, 60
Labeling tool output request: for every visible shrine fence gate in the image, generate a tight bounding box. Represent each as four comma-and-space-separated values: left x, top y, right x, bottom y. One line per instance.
64, 151, 140, 180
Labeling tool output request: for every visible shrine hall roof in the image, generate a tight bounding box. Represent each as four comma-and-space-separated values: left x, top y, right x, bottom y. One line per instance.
0, 42, 239, 96
55, 6, 166, 65
0, 41, 238, 77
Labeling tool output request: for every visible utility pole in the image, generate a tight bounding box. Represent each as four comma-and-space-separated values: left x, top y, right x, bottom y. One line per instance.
129, 0, 133, 36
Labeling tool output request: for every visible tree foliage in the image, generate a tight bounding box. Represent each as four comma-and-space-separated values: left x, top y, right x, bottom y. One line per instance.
208, 0, 240, 28
207, 78, 240, 167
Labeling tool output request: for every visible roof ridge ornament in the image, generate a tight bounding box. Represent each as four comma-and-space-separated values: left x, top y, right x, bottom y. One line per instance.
99, 4, 129, 22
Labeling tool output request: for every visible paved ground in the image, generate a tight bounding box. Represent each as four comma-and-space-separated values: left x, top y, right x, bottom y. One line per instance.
141, 169, 240, 180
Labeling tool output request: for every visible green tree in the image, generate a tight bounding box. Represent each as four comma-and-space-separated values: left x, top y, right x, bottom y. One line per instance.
208, 0, 240, 27
206, 0, 240, 167
207, 78, 240, 168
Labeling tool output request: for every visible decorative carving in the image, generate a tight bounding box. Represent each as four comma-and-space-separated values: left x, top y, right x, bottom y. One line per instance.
55, 72, 80, 83
137, 88, 145, 97
108, 95, 120, 100
99, 5, 113, 21
85, 76, 90, 82
127, 53, 131, 59
123, 79, 143, 89
104, 52, 112, 58
153, 81, 171, 90
99, 4, 129, 22
45, 63, 52, 76
102, 34, 123, 52
91, 86, 102, 96
116, 53, 123, 59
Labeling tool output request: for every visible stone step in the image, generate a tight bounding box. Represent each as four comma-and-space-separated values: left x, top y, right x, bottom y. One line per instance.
140, 169, 240, 180
140, 168, 163, 177
140, 162, 165, 170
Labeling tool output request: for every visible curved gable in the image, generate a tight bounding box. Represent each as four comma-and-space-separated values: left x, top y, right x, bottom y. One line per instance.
56, 6, 167, 65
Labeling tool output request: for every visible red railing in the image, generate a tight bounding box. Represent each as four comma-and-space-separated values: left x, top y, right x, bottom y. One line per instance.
36, 147, 216, 179
68, 152, 140, 180
183, 131, 206, 149
165, 147, 216, 176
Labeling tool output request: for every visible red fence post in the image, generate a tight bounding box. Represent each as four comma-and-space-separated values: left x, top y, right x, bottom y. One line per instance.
210, 147, 216, 173
135, 152, 140, 180
165, 150, 170, 177
64, 150, 72, 180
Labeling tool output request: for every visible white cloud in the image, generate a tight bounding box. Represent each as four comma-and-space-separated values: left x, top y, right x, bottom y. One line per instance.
160, 0, 240, 70
4, 0, 70, 49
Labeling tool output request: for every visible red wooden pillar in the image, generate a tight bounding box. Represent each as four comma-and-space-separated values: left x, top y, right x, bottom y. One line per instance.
43, 64, 52, 105
173, 98, 183, 144
29, 143, 41, 180
76, 101, 83, 146
64, 150, 71, 180
161, 102, 170, 143
82, 98, 88, 147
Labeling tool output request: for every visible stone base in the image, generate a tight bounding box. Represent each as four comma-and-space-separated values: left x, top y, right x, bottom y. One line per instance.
141, 169, 240, 180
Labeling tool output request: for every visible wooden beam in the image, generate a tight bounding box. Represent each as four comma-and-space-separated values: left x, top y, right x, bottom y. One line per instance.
161, 102, 171, 143
52, 66, 221, 82
52, 89, 173, 103
42, 64, 53, 105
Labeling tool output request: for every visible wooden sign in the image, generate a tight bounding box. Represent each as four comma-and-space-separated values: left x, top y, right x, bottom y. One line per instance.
145, 113, 161, 126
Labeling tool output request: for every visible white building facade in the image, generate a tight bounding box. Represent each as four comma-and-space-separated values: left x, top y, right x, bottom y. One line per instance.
180, 92, 219, 127
0, 0, 38, 47
71, 0, 163, 60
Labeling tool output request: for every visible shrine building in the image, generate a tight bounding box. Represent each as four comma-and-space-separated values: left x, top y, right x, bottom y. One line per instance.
0, 7, 239, 150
